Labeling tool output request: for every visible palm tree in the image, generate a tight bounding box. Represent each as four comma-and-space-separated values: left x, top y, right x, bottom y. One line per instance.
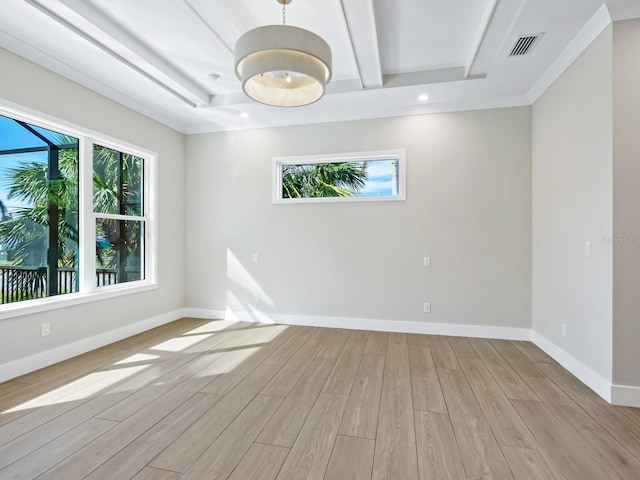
0, 138, 79, 267
282, 162, 368, 198
92, 145, 143, 279
92, 145, 142, 217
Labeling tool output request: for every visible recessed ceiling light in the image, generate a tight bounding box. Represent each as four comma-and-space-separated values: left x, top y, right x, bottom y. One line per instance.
418, 94, 429, 102
240, 112, 249, 118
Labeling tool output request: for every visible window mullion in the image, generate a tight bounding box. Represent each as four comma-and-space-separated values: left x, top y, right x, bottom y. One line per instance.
78, 137, 95, 293
93, 213, 147, 222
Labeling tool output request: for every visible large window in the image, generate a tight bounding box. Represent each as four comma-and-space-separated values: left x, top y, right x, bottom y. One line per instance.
273, 149, 406, 204
0, 105, 155, 312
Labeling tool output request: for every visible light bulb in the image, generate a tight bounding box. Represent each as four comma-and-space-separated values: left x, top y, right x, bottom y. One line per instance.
285, 72, 292, 84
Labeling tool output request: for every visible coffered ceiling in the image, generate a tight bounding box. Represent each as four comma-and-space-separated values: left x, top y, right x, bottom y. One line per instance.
0, 0, 639, 133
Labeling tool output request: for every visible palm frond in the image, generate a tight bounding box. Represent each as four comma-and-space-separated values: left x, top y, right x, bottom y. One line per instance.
282, 162, 368, 198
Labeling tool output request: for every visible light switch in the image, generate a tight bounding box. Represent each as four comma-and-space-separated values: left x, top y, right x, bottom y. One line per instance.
423, 256, 431, 267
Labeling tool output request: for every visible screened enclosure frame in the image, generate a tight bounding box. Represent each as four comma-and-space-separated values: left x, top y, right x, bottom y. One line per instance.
0, 118, 79, 297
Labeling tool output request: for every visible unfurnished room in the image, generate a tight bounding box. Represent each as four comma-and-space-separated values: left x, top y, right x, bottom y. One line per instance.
1, 0, 640, 479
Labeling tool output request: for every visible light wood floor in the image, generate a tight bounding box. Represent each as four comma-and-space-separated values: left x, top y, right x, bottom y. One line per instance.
1, 319, 640, 479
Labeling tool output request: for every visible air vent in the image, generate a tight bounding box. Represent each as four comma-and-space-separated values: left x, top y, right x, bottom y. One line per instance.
509, 33, 543, 57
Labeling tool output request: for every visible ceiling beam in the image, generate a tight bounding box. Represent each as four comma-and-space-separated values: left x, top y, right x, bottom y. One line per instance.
0, 26, 189, 131
30, 0, 212, 106
465, 0, 499, 77
181, 0, 235, 55
467, 0, 528, 77
339, 0, 383, 88
383, 67, 483, 88
204, 68, 484, 108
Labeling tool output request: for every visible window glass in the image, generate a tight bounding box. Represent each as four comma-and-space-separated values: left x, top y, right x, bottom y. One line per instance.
93, 145, 143, 216
0, 114, 77, 150
0, 116, 79, 304
275, 150, 405, 203
93, 144, 145, 288
95, 219, 144, 286
282, 159, 399, 199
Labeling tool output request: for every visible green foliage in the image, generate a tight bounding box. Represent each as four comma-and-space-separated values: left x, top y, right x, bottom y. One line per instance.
92, 145, 143, 216
0, 139, 79, 267
0, 138, 143, 270
92, 145, 143, 270
282, 162, 367, 199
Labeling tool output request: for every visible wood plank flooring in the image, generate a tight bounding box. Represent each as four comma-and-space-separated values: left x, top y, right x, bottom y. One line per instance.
1, 318, 640, 479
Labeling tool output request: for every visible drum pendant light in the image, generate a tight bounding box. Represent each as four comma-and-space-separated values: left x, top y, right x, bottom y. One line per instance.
234, 0, 332, 107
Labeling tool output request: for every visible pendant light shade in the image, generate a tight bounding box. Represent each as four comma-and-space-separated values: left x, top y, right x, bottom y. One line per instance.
234, 8, 332, 107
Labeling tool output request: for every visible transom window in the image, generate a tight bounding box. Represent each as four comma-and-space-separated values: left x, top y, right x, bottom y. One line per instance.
0, 104, 156, 313
273, 149, 406, 204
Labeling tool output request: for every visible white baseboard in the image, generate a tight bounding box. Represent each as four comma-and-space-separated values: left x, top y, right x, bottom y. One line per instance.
0, 308, 188, 383
530, 331, 612, 403
7, 305, 636, 407
181, 308, 226, 320
611, 384, 640, 408
222, 308, 531, 340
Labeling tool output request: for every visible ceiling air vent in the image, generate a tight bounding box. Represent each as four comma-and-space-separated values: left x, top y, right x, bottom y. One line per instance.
509, 33, 543, 57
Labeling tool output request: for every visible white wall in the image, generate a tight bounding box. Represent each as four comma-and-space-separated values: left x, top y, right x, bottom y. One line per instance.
0, 48, 186, 374
612, 18, 640, 391
531, 27, 613, 387
186, 108, 532, 334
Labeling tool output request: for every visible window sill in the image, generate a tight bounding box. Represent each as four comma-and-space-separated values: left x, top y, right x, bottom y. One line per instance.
0, 282, 159, 321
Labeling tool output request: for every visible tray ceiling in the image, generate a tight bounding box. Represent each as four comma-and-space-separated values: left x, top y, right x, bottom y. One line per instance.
0, 0, 638, 133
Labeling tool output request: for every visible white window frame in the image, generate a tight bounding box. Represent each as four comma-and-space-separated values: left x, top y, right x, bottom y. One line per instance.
0, 99, 158, 320
273, 149, 406, 204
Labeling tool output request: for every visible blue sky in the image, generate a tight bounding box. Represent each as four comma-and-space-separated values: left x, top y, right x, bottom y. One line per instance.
0, 114, 71, 149
358, 159, 397, 197
0, 115, 77, 213
0, 115, 48, 213
1, 116, 48, 150
0, 152, 46, 213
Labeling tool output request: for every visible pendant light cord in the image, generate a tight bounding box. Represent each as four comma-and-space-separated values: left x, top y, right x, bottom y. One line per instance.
282, 2, 286, 25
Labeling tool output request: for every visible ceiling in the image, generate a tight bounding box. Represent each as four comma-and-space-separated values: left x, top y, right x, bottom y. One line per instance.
0, 0, 639, 134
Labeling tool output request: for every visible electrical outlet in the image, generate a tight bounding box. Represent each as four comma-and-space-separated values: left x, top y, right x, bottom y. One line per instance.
423, 303, 431, 313
423, 256, 431, 267
254, 293, 260, 303
562, 323, 567, 337
41, 323, 50, 337
253, 253, 260, 263
585, 242, 591, 257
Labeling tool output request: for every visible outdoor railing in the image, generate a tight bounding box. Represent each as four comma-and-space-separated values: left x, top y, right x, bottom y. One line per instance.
0, 266, 118, 304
